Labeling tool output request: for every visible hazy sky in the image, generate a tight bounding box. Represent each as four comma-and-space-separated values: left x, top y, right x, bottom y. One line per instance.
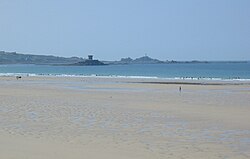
0, 0, 249, 61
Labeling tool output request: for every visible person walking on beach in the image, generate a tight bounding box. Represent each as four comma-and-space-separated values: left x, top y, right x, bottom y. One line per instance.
179, 86, 182, 92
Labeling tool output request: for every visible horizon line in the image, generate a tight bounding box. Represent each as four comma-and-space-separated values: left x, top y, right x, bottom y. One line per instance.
1, 50, 249, 62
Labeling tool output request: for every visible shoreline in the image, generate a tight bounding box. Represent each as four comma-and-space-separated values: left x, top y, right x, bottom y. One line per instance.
0, 71, 250, 82
135, 81, 250, 85
1, 75, 250, 85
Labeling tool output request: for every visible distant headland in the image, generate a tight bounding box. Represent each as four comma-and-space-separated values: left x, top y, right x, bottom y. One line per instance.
0, 51, 248, 65
0, 51, 106, 66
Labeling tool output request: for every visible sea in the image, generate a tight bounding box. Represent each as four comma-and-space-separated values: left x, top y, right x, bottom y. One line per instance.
0, 62, 250, 81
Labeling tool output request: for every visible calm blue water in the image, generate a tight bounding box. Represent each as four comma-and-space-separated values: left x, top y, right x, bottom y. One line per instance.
0, 63, 249, 80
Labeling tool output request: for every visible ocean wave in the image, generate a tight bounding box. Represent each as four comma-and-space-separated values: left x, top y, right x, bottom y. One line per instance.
0, 73, 250, 81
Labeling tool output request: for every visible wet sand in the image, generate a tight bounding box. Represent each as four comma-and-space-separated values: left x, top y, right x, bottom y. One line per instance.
0, 76, 250, 159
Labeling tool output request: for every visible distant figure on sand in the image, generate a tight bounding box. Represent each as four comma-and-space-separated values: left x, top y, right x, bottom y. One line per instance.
16, 76, 21, 80
179, 86, 182, 92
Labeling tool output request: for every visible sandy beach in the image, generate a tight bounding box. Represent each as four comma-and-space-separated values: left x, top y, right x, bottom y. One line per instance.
0, 76, 250, 159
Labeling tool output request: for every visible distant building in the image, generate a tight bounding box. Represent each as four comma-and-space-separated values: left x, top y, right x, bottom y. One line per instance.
88, 55, 93, 60
71, 54, 105, 66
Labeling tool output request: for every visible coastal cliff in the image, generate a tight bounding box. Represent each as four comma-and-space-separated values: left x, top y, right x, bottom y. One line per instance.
0, 51, 83, 64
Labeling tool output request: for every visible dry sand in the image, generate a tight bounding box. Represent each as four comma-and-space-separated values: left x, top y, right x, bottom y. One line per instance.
0, 76, 250, 159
